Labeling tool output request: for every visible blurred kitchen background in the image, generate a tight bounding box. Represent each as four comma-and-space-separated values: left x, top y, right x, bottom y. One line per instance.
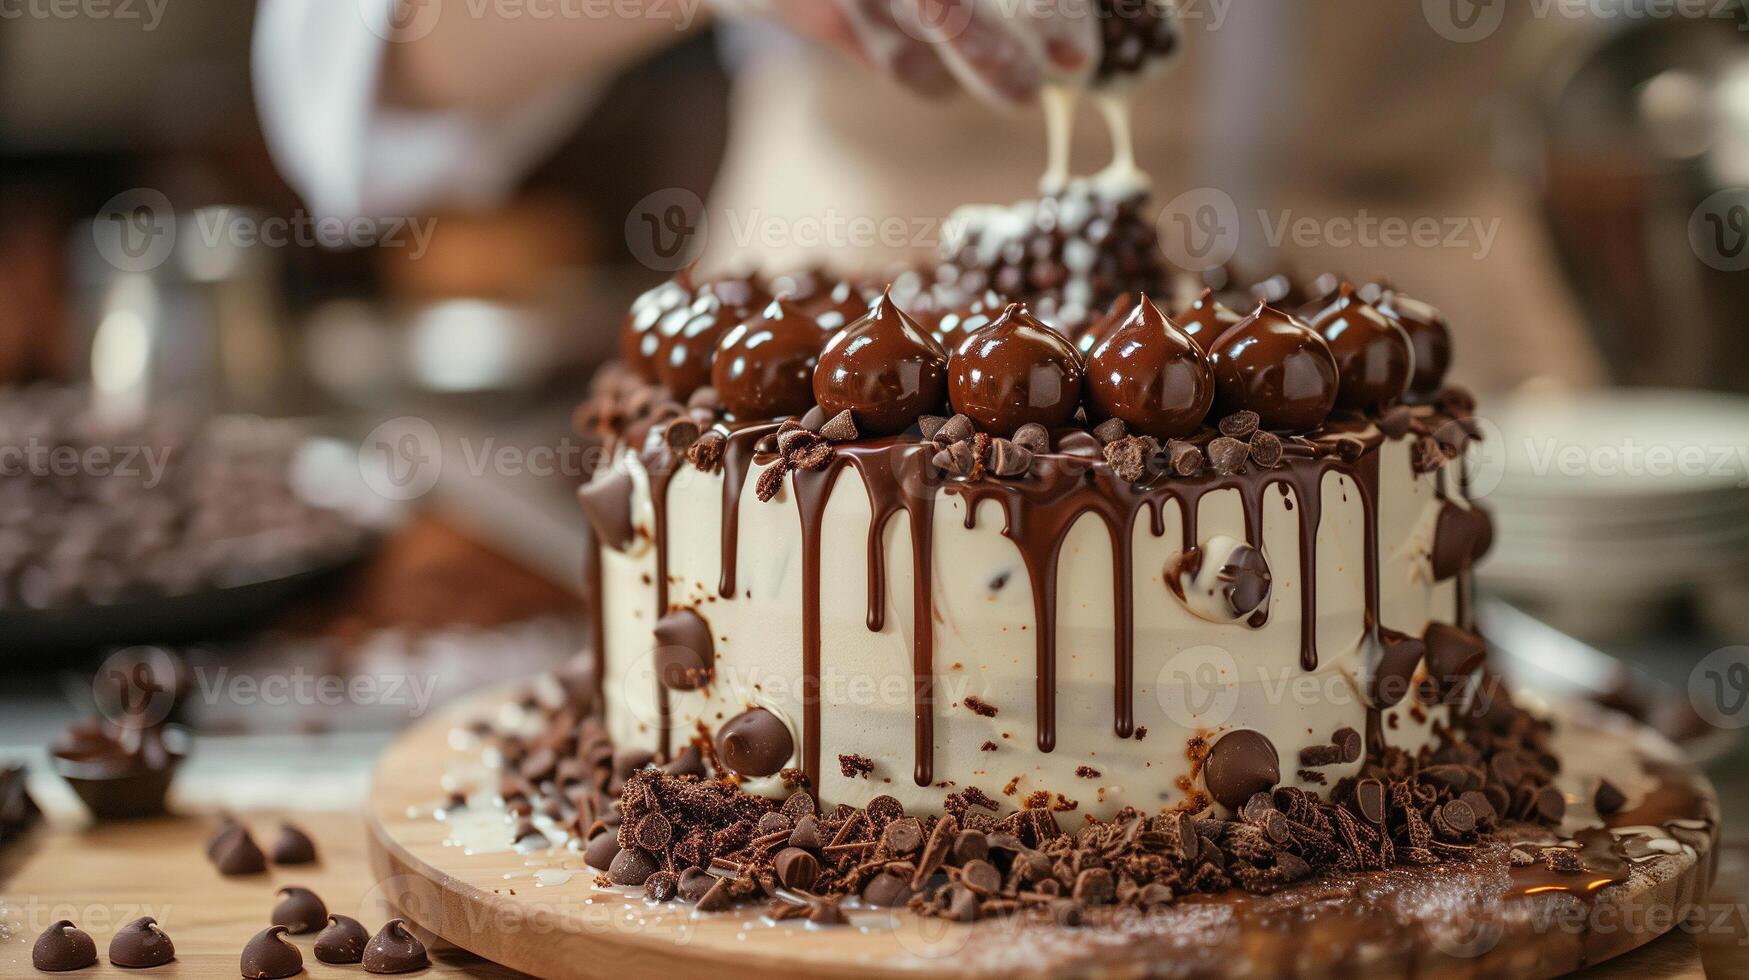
0, 0, 1745, 824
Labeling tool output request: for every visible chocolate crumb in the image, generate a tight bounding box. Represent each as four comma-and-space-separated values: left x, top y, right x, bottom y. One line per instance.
838, 754, 875, 779
963, 696, 998, 718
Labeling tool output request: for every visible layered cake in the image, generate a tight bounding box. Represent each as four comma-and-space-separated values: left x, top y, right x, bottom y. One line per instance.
577, 251, 1497, 829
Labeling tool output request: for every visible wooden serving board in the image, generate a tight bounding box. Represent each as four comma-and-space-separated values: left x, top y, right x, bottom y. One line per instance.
364, 692, 1720, 979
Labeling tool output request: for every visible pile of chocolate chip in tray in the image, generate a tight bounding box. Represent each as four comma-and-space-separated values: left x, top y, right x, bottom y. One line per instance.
478, 670, 1630, 927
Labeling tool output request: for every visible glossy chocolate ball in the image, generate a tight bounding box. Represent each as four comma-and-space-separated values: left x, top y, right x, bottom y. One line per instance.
621, 276, 691, 382
1174, 288, 1243, 355
803, 279, 872, 333
712, 299, 827, 420
1306, 283, 1414, 412
813, 289, 949, 436
1075, 293, 1136, 356
715, 707, 794, 779
1372, 290, 1453, 399
1086, 295, 1214, 440
654, 277, 768, 399
933, 289, 1007, 350
1208, 305, 1340, 434
949, 303, 1085, 435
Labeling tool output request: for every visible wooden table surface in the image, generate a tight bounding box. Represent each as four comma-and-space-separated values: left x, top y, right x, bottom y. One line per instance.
0, 812, 530, 978
2, 808, 1741, 979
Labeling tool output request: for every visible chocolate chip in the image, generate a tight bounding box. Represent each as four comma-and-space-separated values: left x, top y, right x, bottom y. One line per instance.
809, 899, 848, 926
362, 919, 429, 975
933, 440, 976, 477
961, 858, 1002, 895
1203, 729, 1281, 811
211, 824, 267, 875
1425, 623, 1486, 696
1595, 780, 1626, 816
1208, 436, 1249, 475
757, 811, 792, 836
862, 871, 912, 907
1072, 867, 1115, 905
1093, 417, 1129, 445
774, 847, 821, 890
1378, 405, 1414, 439
697, 877, 734, 911
271, 823, 318, 865
936, 413, 975, 445
1460, 790, 1497, 827
1011, 422, 1051, 454
883, 817, 924, 856
584, 829, 620, 870
865, 794, 904, 830
240, 926, 302, 980
1441, 799, 1477, 835
799, 405, 828, 431
951, 829, 990, 864
819, 410, 859, 443
715, 708, 794, 778
32, 920, 97, 972
271, 886, 328, 934
1333, 727, 1362, 763
663, 418, 701, 453
645, 869, 679, 902
1354, 778, 1387, 824
1534, 786, 1566, 825
1248, 430, 1283, 468
108, 917, 174, 969
608, 847, 658, 886
1166, 439, 1203, 476
788, 814, 823, 851
990, 438, 1034, 477
314, 915, 369, 964
917, 415, 948, 442
781, 790, 818, 821
677, 867, 716, 902
1218, 411, 1260, 439
653, 608, 715, 691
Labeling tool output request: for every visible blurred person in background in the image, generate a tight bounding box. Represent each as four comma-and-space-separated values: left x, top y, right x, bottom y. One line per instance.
254, 0, 1606, 391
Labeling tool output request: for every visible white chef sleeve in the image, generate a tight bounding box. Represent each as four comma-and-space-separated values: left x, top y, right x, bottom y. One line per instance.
251, 0, 601, 221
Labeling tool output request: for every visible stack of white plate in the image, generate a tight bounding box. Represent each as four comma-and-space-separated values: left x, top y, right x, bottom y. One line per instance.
1472, 388, 1749, 640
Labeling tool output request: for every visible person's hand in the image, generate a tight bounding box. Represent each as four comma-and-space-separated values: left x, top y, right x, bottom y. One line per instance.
712, 0, 1101, 105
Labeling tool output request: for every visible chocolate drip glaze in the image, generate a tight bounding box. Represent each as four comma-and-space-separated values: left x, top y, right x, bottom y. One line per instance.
607, 402, 1444, 800
717, 425, 776, 599
643, 445, 680, 758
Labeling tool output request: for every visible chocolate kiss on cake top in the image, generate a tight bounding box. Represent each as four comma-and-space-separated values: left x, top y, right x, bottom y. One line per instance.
1208, 304, 1340, 434
1306, 283, 1414, 412
949, 303, 1086, 435
813, 288, 949, 436
1202, 729, 1281, 811
314, 914, 370, 964
240, 926, 303, 980
934, 288, 1008, 349
362, 919, 429, 975
271, 822, 318, 864
108, 916, 175, 968
802, 279, 871, 332
1086, 294, 1215, 440
621, 272, 692, 382
715, 707, 794, 779
1075, 293, 1137, 355
652, 608, 715, 691
32, 920, 97, 972
271, 885, 328, 934
1371, 289, 1453, 399
1175, 288, 1244, 354
712, 299, 827, 421
211, 822, 268, 875
655, 277, 769, 399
